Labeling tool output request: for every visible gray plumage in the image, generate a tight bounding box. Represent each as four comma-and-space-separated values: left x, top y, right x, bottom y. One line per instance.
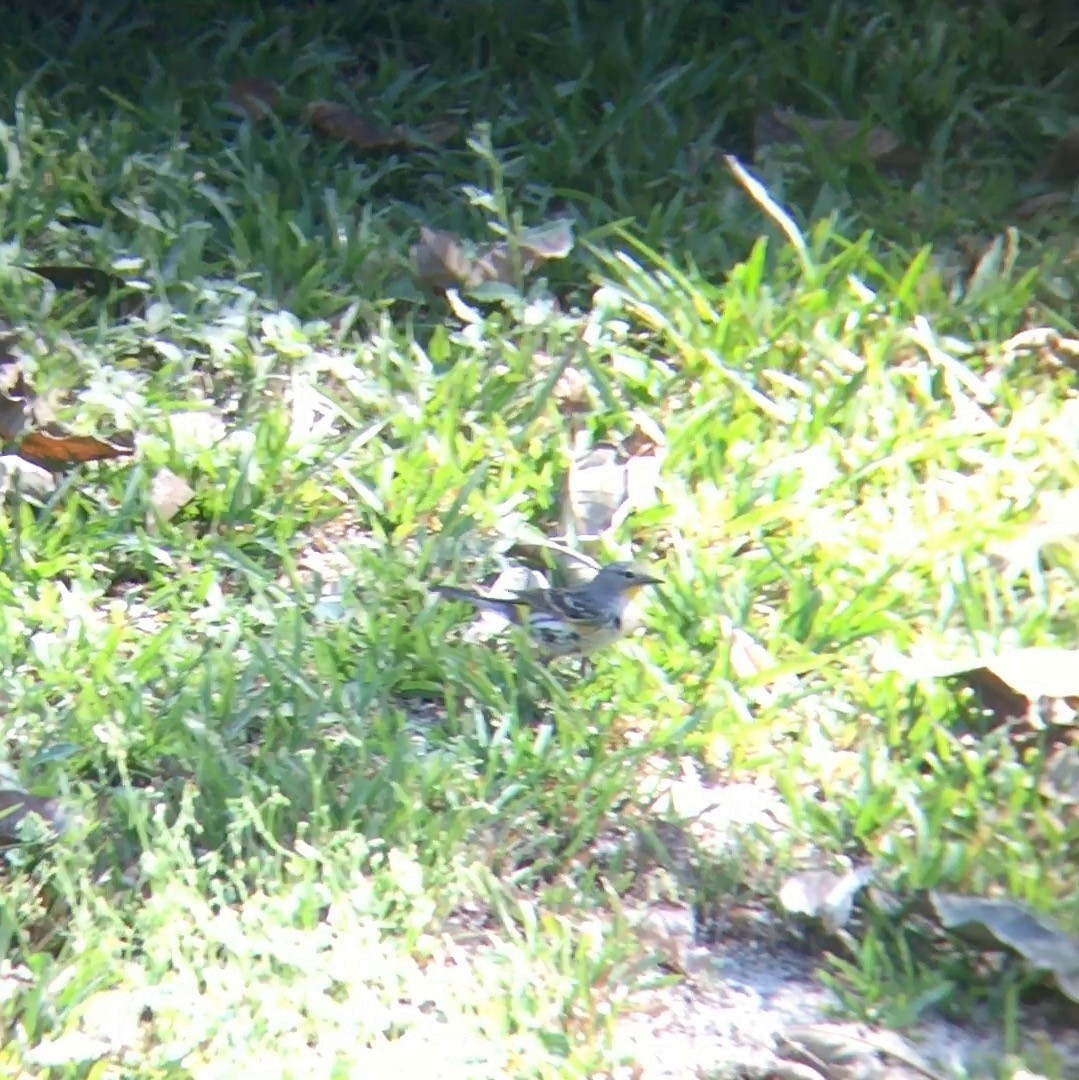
435, 561, 660, 657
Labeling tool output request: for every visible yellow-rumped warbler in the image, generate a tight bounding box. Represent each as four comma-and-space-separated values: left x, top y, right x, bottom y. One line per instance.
435, 561, 660, 658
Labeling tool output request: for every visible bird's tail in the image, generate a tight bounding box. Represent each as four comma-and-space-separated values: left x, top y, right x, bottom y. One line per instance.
434, 585, 522, 624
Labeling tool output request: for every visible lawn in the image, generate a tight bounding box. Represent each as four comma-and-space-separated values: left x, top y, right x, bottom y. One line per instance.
3, 0, 1079, 1076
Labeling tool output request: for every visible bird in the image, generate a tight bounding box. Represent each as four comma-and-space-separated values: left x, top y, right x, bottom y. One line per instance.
434, 561, 661, 658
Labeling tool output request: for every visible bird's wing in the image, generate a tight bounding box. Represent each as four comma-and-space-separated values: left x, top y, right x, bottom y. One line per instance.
513, 586, 607, 628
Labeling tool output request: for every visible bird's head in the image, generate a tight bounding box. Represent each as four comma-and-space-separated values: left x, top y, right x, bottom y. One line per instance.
591, 561, 661, 596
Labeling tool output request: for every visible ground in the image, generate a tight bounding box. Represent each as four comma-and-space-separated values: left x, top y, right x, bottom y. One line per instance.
2, 0, 1079, 1077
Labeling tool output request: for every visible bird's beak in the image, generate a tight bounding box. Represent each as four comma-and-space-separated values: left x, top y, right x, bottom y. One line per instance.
635, 573, 661, 587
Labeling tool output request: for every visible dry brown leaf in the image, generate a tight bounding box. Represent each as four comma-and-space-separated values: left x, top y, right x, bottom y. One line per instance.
227, 76, 279, 121
25, 264, 125, 296
776, 1022, 943, 1080
15, 425, 136, 472
1014, 190, 1073, 220
0, 789, 67, 842
304, 100, 406, 150
412, 117, 460, 145
411, 219, 574, 292
931, 892, 1079, 1004
0, 367, 31, 442
779, 866, 874, 933
564, 444, 628, 539
0, 344, 136, 471
628, 903, 697, 974
148, 467, 195, 524
878, 646, 1079, 727
754, 107, 909, 163
303, 101, 456, 152
1039, 744, 1079, 807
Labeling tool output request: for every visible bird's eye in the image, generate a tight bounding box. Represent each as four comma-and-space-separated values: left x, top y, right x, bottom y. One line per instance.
623, 569, 635, 578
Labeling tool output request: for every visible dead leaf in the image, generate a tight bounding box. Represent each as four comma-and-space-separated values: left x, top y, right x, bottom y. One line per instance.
563, 444, 628, 540
24, 264, 125, 295
1044, 127, 1079, 184
964, 229, 1020, 300
628, 903, 697, 974
304, 100, 405, 150
1039, 744, 1079, 806
0, 454, 58, 499
14, 425, 136, 472
148, 467, 195, 524
303, 101, 456, 152
776, 1022, 944, 1080
754, 108, 921, 173
562, 422, 661, 544
0, 789, 68, 843
876, 646, 1079, 726
930, 892, 1079, 1004
779, 866, 874, 933
1014, 190, 1073, 220
411, 117, 460, 146
0, 367, 31, 442
410, 220, 575, 293
0, 346, 136, 473
22, 264, 143, 318
515, 218, 575, 260
226, 76, 279, 121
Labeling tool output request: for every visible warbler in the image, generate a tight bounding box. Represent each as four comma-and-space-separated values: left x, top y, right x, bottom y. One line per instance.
435, 561, 661, 658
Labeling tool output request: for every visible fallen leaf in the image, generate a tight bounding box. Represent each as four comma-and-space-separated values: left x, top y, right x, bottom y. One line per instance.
562, 422, 662, 544
964, 228, 1020, 300
779, 866, 874, 933
148, 467, 195, 524
0, 789, 68, 843
930, 892, 1079, 1004
1014, 190, 1073, 220
876, 646, 1079, 725
0, 455, 58, 500
24, 264, 125, 295
0, 366, 31, 442
563, 443, 629, 540
0, 345, 136, 473
1038, 744, 1079, 806
628, 903, 698, 974
25, 1032, 113, 1069
304, 100, 404, 149
22, 264, 143, 318
226, 76, 279, 121
754, 108, 921, 173
14, 425, 136, 472
515, 218, 575, 260
410, 219, 575, 293
776, 1022, 944, 1080
303, 101, 459, 151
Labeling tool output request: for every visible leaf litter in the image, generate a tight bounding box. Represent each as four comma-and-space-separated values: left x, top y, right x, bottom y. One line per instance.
0, 340, 136, 472
304, 100, 459, 152
410, 219, 575, 293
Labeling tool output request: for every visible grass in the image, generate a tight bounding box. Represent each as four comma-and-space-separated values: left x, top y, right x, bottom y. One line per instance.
2, 0, 1079, 1075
